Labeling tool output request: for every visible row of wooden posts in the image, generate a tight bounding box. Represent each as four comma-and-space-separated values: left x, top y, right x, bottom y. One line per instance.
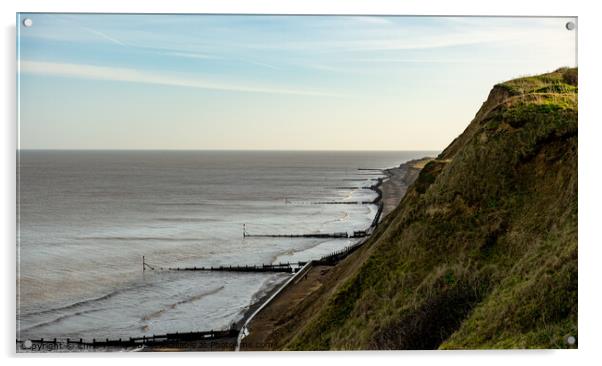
19, 329, 240, 348
242, 176, 384, 238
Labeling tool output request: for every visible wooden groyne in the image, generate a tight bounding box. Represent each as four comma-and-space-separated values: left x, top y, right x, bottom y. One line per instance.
243, 177, 384, 238
312, 201, 370, 205
244, 232, 349, 239
315, 239, 366, 265
333, 186, 372, 190
18, 328, 240, 349
371, 202, 384, 228
166, 264, 295, 273
144, 260, 308, 274
370, 178, 384, 204
243, 231, 372, 239
314, 177, 383, 205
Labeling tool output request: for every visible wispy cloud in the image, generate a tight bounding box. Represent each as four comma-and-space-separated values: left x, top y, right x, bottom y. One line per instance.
163, 51, 217, 60
162, 51, 280, 70
238, 25, 558, 52
19, 60, 342, 97
82, 27, 128, 47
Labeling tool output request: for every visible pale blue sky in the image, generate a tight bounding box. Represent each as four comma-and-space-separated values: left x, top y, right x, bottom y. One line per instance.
17, 14, 576, 150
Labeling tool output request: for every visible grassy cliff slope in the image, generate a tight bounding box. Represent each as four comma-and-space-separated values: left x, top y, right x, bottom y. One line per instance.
287, 68, 578, 350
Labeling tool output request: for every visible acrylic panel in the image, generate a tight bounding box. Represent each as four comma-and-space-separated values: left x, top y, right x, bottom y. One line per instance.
16, 13, 578, 352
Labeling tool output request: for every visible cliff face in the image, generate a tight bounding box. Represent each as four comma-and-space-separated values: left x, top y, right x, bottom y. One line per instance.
288, 68, 578, 349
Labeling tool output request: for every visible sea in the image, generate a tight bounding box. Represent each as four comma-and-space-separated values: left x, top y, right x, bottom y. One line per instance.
16, 150, 435, 341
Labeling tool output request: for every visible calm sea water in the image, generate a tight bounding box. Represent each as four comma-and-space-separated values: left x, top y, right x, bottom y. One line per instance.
17, 150, 434, 340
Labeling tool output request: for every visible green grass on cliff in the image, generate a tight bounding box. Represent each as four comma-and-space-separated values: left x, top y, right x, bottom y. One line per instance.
287, 68, 578, 350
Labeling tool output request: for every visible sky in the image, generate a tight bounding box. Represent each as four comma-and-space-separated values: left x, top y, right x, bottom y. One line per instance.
17, 14, 577, 150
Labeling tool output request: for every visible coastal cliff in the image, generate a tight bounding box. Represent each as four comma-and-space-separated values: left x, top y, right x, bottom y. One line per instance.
283, 68, 578, 349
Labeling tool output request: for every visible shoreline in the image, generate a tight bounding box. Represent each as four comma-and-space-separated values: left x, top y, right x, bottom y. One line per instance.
238, 157, 431, 351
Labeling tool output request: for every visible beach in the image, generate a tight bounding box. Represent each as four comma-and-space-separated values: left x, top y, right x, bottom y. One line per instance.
237, 158, 431, 351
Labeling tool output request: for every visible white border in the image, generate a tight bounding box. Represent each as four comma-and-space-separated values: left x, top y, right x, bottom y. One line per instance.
2, 1, 600, 365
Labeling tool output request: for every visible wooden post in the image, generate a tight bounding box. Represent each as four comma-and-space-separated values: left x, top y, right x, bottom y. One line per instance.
243, 224, 246, 238
142, 256, 145, 272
